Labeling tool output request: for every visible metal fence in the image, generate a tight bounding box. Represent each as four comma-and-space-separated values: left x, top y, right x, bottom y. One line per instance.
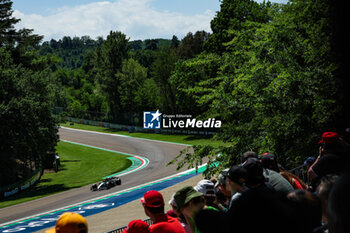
105, 219, 152, 233
288, 164, 309, 184
105, 165, 310, 233
65, 116, 216, 135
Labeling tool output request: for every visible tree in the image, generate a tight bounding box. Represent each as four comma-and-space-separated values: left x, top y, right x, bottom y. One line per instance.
49, 39, 58, 49
151, 48, 178, 113
0, 0, 58, 186
170, 53, 221, 116
117, 58, 148, 113
95, 31, 130, 122
170, 0, 343, 177
145, 39, 158, 50
204, 0, 270, 54
134, 78, 161, 112
176, 31, 210, 59
171, 35, 180, 49
130, 40, 143, 51
61, 36, 72, 49
133, 49, 156, 76
0, 0, 19, 46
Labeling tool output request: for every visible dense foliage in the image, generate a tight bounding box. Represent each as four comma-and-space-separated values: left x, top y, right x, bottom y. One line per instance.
169, 0, 349, 176
1, 0, 348, 185
0, 0, 58, 186
37, 35, 180, 123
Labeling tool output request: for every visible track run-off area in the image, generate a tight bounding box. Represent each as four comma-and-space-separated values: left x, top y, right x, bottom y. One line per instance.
0, 127, 206, 232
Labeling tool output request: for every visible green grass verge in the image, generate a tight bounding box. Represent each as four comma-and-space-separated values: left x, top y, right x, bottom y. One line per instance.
0, 141, 131, 209
60, 122, 229, 147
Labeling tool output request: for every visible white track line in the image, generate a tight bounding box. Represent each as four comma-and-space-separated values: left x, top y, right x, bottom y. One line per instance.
60, 126, 192, 146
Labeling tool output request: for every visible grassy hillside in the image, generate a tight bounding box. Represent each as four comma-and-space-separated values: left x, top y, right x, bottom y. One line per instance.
0, 141, 131, 208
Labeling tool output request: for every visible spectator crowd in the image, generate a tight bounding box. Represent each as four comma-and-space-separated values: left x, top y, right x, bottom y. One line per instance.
47, 131, 350, 233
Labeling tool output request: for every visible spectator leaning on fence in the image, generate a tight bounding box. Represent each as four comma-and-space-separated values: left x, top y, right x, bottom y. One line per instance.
141, 190, 186, 233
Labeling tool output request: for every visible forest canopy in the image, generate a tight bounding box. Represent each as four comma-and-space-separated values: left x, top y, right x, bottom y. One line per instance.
1, 0, 349, 184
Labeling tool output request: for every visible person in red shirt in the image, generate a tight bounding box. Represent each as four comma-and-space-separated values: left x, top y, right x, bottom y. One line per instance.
122, 219, 149, 233
280, 170, 308, 190
141, 190, 186, 233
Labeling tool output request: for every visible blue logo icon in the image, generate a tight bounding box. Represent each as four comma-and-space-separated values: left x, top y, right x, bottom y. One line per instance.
143, 110, 162, 129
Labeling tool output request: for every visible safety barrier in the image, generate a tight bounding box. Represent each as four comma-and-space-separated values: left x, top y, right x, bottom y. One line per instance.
65, 116, 215, 135
288, 164, 309, 184
0, 168, 42, 200
105, 218, 152, 233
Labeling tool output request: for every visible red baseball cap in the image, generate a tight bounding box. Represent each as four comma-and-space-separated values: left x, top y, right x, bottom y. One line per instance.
318, 132, 339, 144
141, 190, 164, 208
259, 152, 276, 160
122, 220, 149, 233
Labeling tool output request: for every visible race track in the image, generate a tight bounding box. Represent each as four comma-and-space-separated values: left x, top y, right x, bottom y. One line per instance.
0, 127, 190, 225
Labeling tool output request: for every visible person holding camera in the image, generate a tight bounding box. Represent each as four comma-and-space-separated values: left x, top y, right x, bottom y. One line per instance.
308, 132, 350, 190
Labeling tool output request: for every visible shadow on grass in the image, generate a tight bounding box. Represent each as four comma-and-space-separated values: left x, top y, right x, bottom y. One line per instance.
55, 160, 80, 172
182, 135, 213, 141
102, 128, 120, 133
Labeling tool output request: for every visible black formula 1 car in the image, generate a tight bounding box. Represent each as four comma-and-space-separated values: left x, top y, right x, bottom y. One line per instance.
90, 176, 121, 191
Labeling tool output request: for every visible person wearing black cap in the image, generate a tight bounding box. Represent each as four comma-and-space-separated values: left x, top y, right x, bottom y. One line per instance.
260, 153, 280, 172
241, 151, 258, 163
211, 170, 230, 213
214, 168, 231, 199
259, 152, 294, 194
226, 164, 247, 209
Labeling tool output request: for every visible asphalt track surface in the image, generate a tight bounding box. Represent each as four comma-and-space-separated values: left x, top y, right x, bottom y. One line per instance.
0, 127, 190, 225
